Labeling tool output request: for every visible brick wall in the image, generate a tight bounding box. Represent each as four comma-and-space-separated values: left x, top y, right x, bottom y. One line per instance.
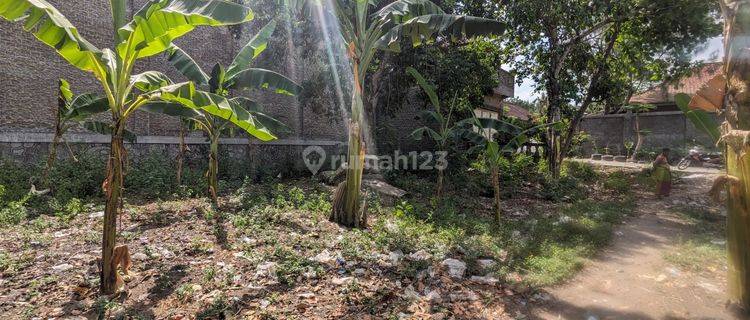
0, 0, 347, 168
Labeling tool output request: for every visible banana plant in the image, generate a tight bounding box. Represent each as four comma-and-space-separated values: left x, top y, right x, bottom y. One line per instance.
460, 117, 556, 222
41, 79, 106, 186
407, 67, 460, 199
1, 0, 257, 293
144, 19, 300, 206
284, 0, 506, 227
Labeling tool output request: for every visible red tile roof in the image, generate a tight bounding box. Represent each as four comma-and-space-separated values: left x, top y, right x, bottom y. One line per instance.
629, 63, 723, 105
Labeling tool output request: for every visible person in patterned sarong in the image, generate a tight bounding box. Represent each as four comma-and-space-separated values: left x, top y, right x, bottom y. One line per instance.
653, 148, 672, 198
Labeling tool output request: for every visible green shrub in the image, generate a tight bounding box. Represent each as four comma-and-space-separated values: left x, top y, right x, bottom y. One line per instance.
562, 160, 598, 183
539, 176, 584, 202
126, 153, 177, 198
0, 193, 32, 226
54, 198, 83, 222
47, 152, 106, 203
603, 171, 630, 193
0, 160, 37, 203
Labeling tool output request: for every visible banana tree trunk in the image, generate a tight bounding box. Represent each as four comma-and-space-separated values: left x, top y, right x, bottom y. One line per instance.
631, 113, 643, 161
331, 54, 367, 228
42, 130, 62, 187
491, 165, 501, 222
101, 127, 125, 294
208, 135, 220, 207
176, 124, 186, 186
722, 0, 750, 311
436, 168, 444, 199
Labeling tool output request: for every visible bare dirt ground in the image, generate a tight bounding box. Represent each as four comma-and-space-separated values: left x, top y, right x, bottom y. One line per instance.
534, 173, 737, 320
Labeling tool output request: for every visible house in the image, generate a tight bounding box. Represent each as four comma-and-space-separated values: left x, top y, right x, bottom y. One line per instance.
579, 63, 723, 155
629, 63, 723, 112
473, 69, 529, 121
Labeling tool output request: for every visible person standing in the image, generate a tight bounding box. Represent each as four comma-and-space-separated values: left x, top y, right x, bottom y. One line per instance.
653, 148, 672, 198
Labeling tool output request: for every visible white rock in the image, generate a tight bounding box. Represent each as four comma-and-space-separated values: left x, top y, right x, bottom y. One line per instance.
53, 231, 71, 238
255, 262, 277, 279
407, 250, 431, 261
449, 290, 478, 302
331, 277, 354, 285
470, 275, 499, 285
131, 253, 148, 261
426, 290, 442, 303
441, 258, 467, 278
353, 268, 366, 276
298, 292, 316, 299
52, 263, 74, 272
259, 299, 271, 309
389, 250, 404, 266
476, 259, 496, 270
88, 211, 104, 219
310, 249, 336, 265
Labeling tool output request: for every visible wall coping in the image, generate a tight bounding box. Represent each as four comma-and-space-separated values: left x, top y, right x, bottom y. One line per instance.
582, 111, 684, 119
0, 132, 344, 146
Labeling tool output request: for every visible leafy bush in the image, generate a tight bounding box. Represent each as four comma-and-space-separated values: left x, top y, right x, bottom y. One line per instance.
0, 160, 36, 203
539, 176, 585, 202
126, 153, 177, 199
562, 160, 598, 183
603, 171, 630, 193
0, 192, 32, 226
47, 152, 106, 203
53, 197, 83, 223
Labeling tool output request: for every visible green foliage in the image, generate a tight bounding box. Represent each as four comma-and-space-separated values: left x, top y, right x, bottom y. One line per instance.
562, 160, 599, 183
53, 198, 83, 223
603, 171, 631, 193
47, 152, 106, 203
0, 193, 31, 227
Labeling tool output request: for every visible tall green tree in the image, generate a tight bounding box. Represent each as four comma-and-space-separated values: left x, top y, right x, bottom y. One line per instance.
0, 0, 258, 293
500, 0, 721, 177
284, 0, 505, 228
146, 20, 301, 206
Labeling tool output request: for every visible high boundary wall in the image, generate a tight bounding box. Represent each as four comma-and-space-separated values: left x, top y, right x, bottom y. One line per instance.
579, 111, 721, 156
0, 0, 348, 172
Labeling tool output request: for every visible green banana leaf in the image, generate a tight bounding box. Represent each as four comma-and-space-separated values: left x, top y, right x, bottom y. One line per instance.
228, 68, 302, 96
117, 0, 254, 59
0, 0, 102, 73
376, 14, 506, 51
675, 93, 721, 143
226, 19, 278, 79
165, 45, 210, 85
154, 82, 277, 141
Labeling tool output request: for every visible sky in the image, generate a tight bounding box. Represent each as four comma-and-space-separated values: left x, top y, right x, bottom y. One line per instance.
513, 36, 725, 101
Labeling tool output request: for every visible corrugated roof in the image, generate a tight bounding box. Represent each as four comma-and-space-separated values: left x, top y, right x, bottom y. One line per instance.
629, 63, 723, 105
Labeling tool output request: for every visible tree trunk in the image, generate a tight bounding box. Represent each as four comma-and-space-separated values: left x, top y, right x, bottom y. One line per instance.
42, 131, 62, 187
331, 53, 366, 228
491, 165, 501, 222
631, 113, 643, 161
721, 0, 750, 311
436, 168, 444, 199
176, 124, 186, 186
208, 135, 219, 207
545, 74, 563, 179
101, 129, 125, 294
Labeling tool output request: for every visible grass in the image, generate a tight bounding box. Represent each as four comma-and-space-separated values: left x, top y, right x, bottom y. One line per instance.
665, 205, 726, 273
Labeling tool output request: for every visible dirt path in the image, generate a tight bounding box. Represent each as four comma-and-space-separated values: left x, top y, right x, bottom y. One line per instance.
534, 173, 735, 320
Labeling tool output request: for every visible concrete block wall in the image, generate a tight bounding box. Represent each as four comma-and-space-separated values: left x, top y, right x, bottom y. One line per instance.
579, 111, 720, 156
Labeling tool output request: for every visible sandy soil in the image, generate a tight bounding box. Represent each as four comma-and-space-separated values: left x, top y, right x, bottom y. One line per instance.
534, 173, 738, 320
